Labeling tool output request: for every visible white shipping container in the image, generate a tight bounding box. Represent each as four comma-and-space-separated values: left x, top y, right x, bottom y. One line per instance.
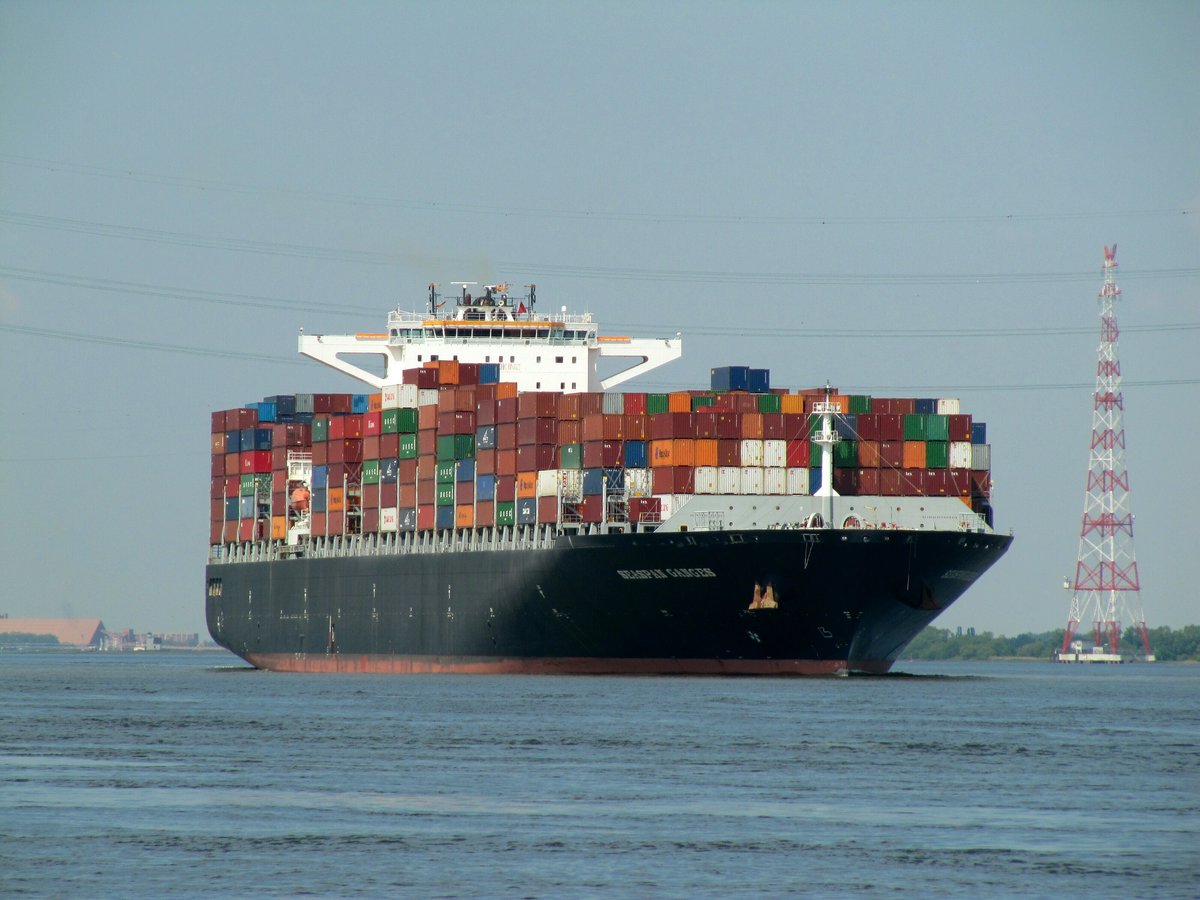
971, 444, 991, 470
740, 439, 764, 467
694, 466, 719, 494
602, 393, 625, 414
764, 439, 787, 468
740, 466, 764, 495
536, 469, 561, 498
382, 385, 401, 410
936, 397, 961, 415
396, 384, 419, 408
380, 508, 399, 532
718, 466, 742, 494
626, 468, 653, 498
786, 467, 810, 495
764, 467, 787, 495
418, 389, 439, 407
656, 493, 691, 521
949, 441, 973, 468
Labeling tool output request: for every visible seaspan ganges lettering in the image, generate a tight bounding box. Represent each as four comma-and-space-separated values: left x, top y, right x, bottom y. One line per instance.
616, 568, 717, 580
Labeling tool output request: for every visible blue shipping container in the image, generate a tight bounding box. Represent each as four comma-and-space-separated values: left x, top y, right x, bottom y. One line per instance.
971, 422, 987, 445
398, 508, 417, 532
351, 394, 370, 414
312, 465, 328, 489
476, 425, 497, 450
380, 458, 399, 483
479, 363, 500, 384
238, 495, 257, 519
224, 430, 242, 453
710, 365, 750, 392
456, 459, 476, 482
915, 398, 937, 415
268, 394, 297, 418
476, 475, 496, 502
311, 490, 326, 514
516, 499, 537, 525
809, 465, 823, 495
624, 440, 647, 469
252, 401, 277, 423
435, 505, 454, 530
582, 468, 604, 495
834, 415, 857, 440
224, 497, 240, 520
748, 368, 770, 393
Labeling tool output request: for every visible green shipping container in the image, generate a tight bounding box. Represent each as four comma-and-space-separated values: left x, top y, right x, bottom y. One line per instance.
240, 473, 272, 496
809, 441, 823, 467
496, 501, 516, 526
436, 461, 456, 483
849, 395, 872, 414
756, 393, 781, 414
925, 414, 949, 442
399, 433, 418, 459
560, 444, 582, 469
435, 433, 475, 461
834, 440, 858, 468
362, 459, 380, 484
647, 393, 670, 415
925, 441, 949, 468
903, 414, 928, 440
396, 407, 419, 434
691, 395, 716, 410
381, 409, 400, 434
436, 484, 455, 506
312, 416, 330, 442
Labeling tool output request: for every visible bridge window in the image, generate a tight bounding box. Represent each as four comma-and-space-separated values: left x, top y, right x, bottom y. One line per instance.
555, 356, 563, 364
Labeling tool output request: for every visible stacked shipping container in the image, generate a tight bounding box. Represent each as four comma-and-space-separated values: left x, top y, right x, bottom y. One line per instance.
210, 363, 994, 543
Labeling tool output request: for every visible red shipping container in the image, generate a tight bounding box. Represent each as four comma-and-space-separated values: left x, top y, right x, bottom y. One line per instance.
879, 441, 904, 468
311, 443, 327, 467
557, 420, 582, 445
629, 497, 661, 523
857, 468, 880, 494
624, 393, 648, 415
415, 368, 440, 389
948, 415, 973, 442
241, 450, 272, 474
475, 500, 495, 526
580, 495, 604, 523
362, 508, 380, 533
362, 435, 380, 460
900, 469, 926, 496
717, 440, 741, 467
454, 387, 477, 413
418, 405, 437, 430
785, 440, 809, 468
327, 439, 363, 465
833, 468, 859, 495
496, 449, 517, 476
394, 482, 411, 508
581, 414, 604, 442
211, 410, 226, 433
209, 477, 224, 500
494, 423, 516, 448
517, 444, 556, 470
581, 392, 605, 416
362, 412, 382, 436
225, 408, 258, 430
734, 394, 759, 414
583, 440, 623, 468
328, 415, 363, 440
762, 413, 784, 441
456, 481, 474, 503
714, 413, 741, 440
946, 468, 972, 497
517, 418, 557, 445
362, 483, 380, 508
495, 477, 517, 503
652, 466, 695, 494
210, 498, 226, 522
417, 506, 435, 530
209, 520, 224, 544
649, 412, 695, 440
418, 479, 435, 505
272, 470, 287, 493
518, 392, 558, 419
238, 518, 257, 542
222, 520, 239, 543
557, 393, 583, 420
476, 399, 496, 426
879, 469, 903, 496
377, 433, 399, 458
496, 397, 518, 423
970, 470, 991, 496
856, 414, 880, 441
268, 448, 286, 470
537, 496, 558, 524
476, 383, 498, 403
458, 363, 480, 387
693, 411, 717, 439
212, 455, 226, 477
876, 415, 903, 441
924, 469, 950, 496
436, 388, 457, 416
398, 457, 417, 483
475, 449, 496, 475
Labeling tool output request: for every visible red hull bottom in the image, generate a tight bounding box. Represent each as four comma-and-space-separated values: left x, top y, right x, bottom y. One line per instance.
243, 653, 894, 676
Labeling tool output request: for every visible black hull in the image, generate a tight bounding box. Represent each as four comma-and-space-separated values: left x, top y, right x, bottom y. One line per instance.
205, 529, 1011, 674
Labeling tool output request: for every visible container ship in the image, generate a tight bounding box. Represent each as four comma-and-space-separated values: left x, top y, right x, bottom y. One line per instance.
206, 282, 1012, 674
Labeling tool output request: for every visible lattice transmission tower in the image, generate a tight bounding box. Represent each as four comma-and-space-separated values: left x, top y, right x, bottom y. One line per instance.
1059, 245, 1152, 660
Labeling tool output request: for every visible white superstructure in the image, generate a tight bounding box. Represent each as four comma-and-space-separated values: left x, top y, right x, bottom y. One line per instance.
299, 282, 681, 392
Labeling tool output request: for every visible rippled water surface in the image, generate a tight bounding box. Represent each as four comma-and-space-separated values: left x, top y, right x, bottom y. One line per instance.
1, 651, 1197, 897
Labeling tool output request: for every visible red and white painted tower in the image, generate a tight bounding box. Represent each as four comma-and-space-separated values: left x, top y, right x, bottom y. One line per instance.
1059, 245, 1152, 661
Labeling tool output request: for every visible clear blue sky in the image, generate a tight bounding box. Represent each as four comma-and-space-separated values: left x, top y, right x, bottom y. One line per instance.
1, 1, 1197, 637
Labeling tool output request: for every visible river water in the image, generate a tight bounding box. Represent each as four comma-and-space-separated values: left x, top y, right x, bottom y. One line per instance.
1, 651, 1196, 897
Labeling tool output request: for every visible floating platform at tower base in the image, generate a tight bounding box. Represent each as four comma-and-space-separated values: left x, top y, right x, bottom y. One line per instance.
1053, 641, 1156, 664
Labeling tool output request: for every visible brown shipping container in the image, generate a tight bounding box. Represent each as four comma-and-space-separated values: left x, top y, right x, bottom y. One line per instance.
476, 449, 496, 475
652, 465, 695, 494
581, 393, 604, 416
900, 469, 925, 495
495, 478, 516, 503
537, 496, 558, 524
517, 418, 556, 445
418, 479, 435, 505
947, 468, 972, 497
398, 483, 415, 508
833, 468, 858, 495
225, 408, 258, 430
580, 494, 604, 523
557, 393, 582, 420
858, 440, 881, 468
223, 453, 241, 476
311, 443, 327, 467
209, 521, 224, 544
399, 458, 418, 482
211, 410, 226, 434
517, 444, 555, 470
496, 449, 517, 476
717, 440, 741, 467
454, 387, 476, 412
948, 414, 973, 442
362, 508, 379, 533
476, 399, 496, 426
924, 469, 950, 496
879, 469, 903, 496
649, 412, 694, 440
858, 468, 880, 494
583, 440, 622, 468
418, 404, 437, 430
211, 455, 226, 477
362, 483, 380, 508
629, 497, 661, 522
475, 500, 495, 527
557, 420, 582, 445
496, 397, 518, 423
517, 392, 557, 419
211, 433, 226, 454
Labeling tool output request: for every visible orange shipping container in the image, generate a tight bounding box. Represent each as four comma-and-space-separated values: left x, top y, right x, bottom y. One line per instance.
780, 394, 807, 414
902, 441, 927, 469
437, 360, 460, 384
418, 404, 437, 430
859, 440, 882, 468
368, 393, 383, 412
517, 471, 538, 498
328, 487, 345, 513
495, 382, 518, 400
271, 516, 287, 540
455, 504, 474, 528
668, 392, 692, 413
804, 394, 850, 414
694, 439, 718, 467
649, 439, 675, 467
741, 413, 764, 440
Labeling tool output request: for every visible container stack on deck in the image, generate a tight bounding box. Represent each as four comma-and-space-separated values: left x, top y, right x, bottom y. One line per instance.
209, 365, 993, 545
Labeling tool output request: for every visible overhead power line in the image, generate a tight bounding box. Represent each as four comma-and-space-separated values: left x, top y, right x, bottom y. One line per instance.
2, 209, 1199, 287
0, 152, 1192, 225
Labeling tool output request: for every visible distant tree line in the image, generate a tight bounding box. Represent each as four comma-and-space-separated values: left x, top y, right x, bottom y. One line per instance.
904, 625, 1200, 662
0, 633, 61, 646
